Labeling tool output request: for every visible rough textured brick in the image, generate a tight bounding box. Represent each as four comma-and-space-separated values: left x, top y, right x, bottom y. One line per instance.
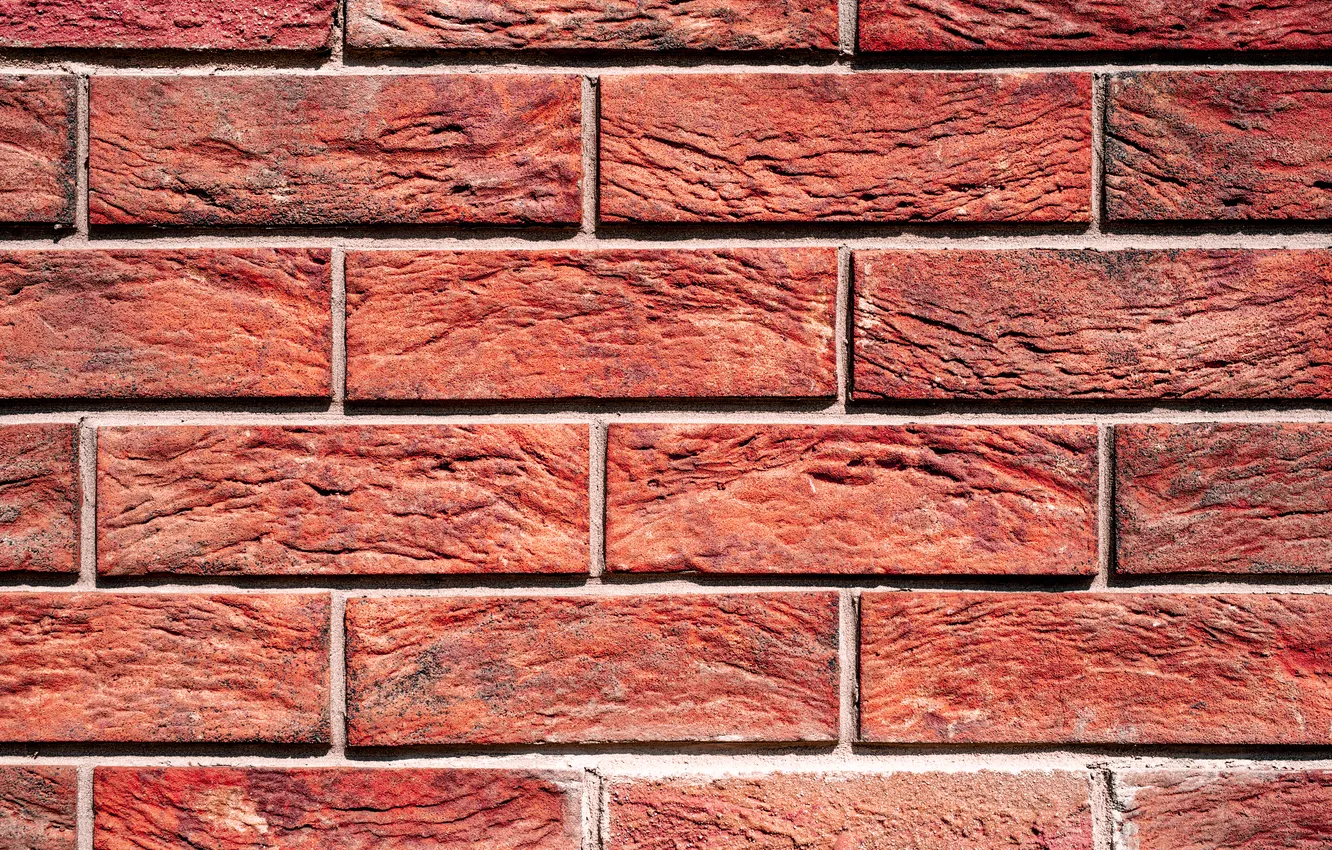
0, 75, 75, 226
859, 0, 1332, 52
606, 424, 1097, 576
346, 249, 836, 400
853, 249, 1332, 400
1117, 424, 1332, 575
600, 73, 1091, 223
98, 425, 589, 576
0, 593, 329, 743
348, 0, 837, 50
95, 767, 582, 850
1107, 72, 1332, 221
860, 592, 1332, 745
0, 250, 331, 399
90, 75, 581, 227
608, 772, 1092, 850
0, 0, 335, 50
0, 767, 76, 850
0, 424, 78, 573
346, 592, 839, 745
1114, 770, 1332, 850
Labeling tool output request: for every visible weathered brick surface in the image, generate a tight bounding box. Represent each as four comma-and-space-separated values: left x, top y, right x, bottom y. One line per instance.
1117, 423, 1332, 575
860, 592, 1332, 744
600, 73, 1092, 222
95, 768, 581, 850
1114, 770, 1332, 850
0, 767, 76, 850
346, 592, 839, 745
0, 424, 78, 573
0, 593, 329, 742
606, 424, 1098, 575
0, 75, 75, 226
853, 249, 1332, 399
1107, 72, 1332, 221
97, 425, 589, 576
859, 0, 1332, 52
0, 0, 335, 50
346, 249, 836, 400
0, 249, 331, 398
608, 772, 1092, 850
348, 0, 837, 50
90, 75, 581, 226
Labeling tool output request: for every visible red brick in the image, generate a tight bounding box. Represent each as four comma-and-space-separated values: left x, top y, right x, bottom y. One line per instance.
0, 593, 329, 743
1107, 72, 1332, 222
606, 424, 1097, 576
345, 249, 836, 400
95, 767, 581, 850
1117, 424, 1332, 575
859, 0, 1332, 52
600, 73, 1091, 223
0, 767, 75, 850
853, 249, 1332, 400
0, 75, 75, 226
0, 249, 331, 399
90, 75, 581, 227
1114, 770, 1332, 850
346, 592, 839, 745
0, 0, 335, 50
0, 424, 78, 573
97, 425, 589, 576
860, 592, 1332, 745
608, 772, 1092, 850
348, 0, 836, 50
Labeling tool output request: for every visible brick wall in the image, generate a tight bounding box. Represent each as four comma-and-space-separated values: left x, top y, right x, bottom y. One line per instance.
1, 2, 1331, 849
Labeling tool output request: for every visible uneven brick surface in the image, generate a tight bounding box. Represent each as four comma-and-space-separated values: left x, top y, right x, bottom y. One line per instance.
859, 592, 1332, 745
0, 75, 75, 226
0, 249, 331, 398
97, 425, 589, 576
606, 424, 1098, 575
600, 73, 1092, 222
853, 249, 1332, 399
0, 767, 76, 850
346, 592, 839, 745
346, 249, 836, 400
1117, 423, 1332, 575
90, 75, 581, 227
0, 593, 329, 743
0, 423, 78, 573
95, 768, 581, 850
608, 772, 1093, 850
1107, 72, 1332, 222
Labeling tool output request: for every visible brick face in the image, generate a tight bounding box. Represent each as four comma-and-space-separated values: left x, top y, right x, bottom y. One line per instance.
0, 75, 76, 226
0, 766, 76, 850
0, 423, 78, 573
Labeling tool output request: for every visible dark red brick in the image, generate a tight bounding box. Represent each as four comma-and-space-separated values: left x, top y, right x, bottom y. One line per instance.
0, 767, 75, 850
0, 75, 75, 226
0, 424, 78, 573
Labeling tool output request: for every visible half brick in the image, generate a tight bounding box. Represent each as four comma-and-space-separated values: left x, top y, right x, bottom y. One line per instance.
0, 75, 75, 226
0, 424, 78, 573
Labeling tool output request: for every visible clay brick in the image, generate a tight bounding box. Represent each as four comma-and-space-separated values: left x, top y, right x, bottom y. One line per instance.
0, 593, 329, 743
347, 0, 837, 51
606, 424, 1097, 576
0, 249, 331, 399
0, 0, 335, 50
0, 75, 75, 226
1107, 72, 1332, 221
0, 424, 78, 573
346, 592, 839, 745
853, 249, 1332, 400
1117, 424, 1332, 575
600, 73, 1091, 223
860, 592, 1332, 745
1114, 770, 1332, 850
859, 0, 1332, 52
97, 425, 589, 576
0, 767, 75, 850
90, 75, 581, 227
345, 249, 836, 400
608, 772, 1092, 850
95, 767, 581, 850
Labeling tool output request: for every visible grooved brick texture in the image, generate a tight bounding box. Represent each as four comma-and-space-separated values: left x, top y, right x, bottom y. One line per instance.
0, 766, 76, 850
0, 423, 78, 573
0, 75, 76, 226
